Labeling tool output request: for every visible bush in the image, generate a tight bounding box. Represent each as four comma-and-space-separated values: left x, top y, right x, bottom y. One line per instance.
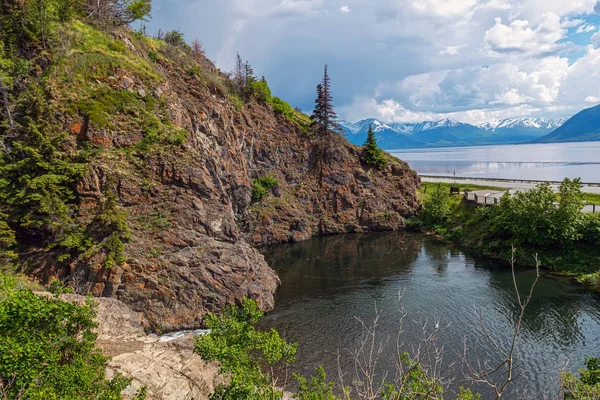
423, 184, 451, 226
194, 298, 297, 399
294, 366, 339, 400
164, 30, 191, 52
252, 175, 278, 203
251, 79, 272, 102
562, 357, 600, 399
0, 275, 131, 399
489, 179, 588, 248
581, 214, 600, 245
270, 97, 294, 117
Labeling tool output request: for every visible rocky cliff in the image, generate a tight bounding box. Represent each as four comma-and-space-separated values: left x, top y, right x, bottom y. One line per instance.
5, 21, 419, 331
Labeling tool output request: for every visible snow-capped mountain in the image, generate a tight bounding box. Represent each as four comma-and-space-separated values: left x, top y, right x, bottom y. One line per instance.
341, 117, 568, 149
478, 118, 566, 131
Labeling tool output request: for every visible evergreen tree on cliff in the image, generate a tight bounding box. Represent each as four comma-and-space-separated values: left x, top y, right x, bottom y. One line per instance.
234, 52, 244, 92
311, 64, 340, 137
362, 125, 387, 170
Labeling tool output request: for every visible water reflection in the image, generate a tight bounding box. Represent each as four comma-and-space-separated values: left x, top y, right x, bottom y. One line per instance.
261, 233, 600, 397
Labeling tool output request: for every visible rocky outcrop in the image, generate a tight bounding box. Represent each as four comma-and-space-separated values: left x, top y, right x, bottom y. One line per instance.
29, 25, 420, 331
64, 294, 221, 400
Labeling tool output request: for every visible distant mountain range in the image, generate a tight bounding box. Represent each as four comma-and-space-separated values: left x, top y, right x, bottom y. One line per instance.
340, 117, 567, 149
535, 104, 600, 143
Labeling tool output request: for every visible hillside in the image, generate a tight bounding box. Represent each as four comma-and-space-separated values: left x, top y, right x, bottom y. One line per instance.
535, 104, 600, 143
0, 8, 419, 331
342, 117, 565, 149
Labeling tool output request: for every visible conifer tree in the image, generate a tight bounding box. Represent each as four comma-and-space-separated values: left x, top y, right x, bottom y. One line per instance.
244, 60, 255, 86
234, 52, 244, 92
311, 83, 324, 135
362, 125, 387, 170
311, 64, 340, 137
243, 60, 256, 97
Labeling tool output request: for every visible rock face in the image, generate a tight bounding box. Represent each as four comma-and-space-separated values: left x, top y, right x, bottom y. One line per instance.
60, 294, 221, 400
33, 26, 420, 331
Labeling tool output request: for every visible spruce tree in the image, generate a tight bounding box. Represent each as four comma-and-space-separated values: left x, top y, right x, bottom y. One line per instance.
234, 52, 244, 92
311, 64, 340, 137
244, 61, 255, 86
362, 125, 387, 170
243, 60, 256, 97
311, 83, 325, 135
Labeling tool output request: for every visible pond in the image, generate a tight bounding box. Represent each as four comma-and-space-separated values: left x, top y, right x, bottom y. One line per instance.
260, 233, 600, 398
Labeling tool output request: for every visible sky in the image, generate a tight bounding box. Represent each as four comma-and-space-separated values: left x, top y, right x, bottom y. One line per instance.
146, 0, 600, 125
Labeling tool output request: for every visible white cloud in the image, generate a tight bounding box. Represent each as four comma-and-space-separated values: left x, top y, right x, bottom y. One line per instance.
490, 89, 533, 105
146, 0, 600, 125
341, 44, 600, 123
576, 23, 596, 33
410, 0, 476, 18
484, 13, 568, 57
592, 30, 600, 48
439, 45, 466, 56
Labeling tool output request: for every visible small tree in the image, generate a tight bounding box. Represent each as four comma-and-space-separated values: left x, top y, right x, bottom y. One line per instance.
191, 39, 204, 59
555, 177, 586, 243
85, 0, 152, 26
423, 184, 451, 226
311, 64, 340, 138
164, 29, 186, 48
361, 125, 387, 170
233, 52, 244, 92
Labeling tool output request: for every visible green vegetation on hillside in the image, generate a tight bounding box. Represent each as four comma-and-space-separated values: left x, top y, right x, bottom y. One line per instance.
0, 0, 197, 272
252, 175, 279, 203
227, 53, 312, 132
0, 275, 138, 399
412, 179, 600, 276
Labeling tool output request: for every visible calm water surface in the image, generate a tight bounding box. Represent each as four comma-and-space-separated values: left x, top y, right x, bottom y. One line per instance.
261, 233, 600, 398
390, 142, 600, 182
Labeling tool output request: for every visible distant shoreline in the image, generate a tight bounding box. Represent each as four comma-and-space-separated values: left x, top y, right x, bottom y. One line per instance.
386, 139, 600, 152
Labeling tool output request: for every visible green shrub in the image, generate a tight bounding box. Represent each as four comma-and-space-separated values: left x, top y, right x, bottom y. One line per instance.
252, 175, 278, 203
251, 79, 272, 102
581, 214, 600, 245
294, 366, 340, 400
423, 184, 451, 226
230, 94, 244, 111
270, 97, 294, 117
562, 357, 600, 399
194, 298, 297, 399
0, 275, 131, 399
380, 353, 443, 399
489, 179, 588, 248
